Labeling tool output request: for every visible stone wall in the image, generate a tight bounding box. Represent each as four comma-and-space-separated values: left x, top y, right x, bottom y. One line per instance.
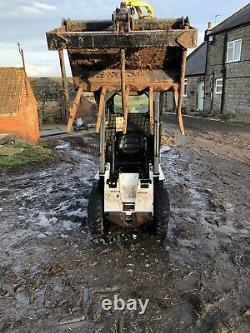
204, 24, 250, 119
165, 75, 205, 114
29, 77, 75, 124
29, 77, 97, 125
184, 75, 205, 112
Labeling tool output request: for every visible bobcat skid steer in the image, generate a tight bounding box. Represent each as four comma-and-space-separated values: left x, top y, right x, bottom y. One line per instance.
46, 2, 197, 236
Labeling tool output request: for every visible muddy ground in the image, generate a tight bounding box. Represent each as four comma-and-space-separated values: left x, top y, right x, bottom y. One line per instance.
0, 117, 249, 333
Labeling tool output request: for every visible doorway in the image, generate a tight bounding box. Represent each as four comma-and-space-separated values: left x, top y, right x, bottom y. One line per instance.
197, 81, 204, 111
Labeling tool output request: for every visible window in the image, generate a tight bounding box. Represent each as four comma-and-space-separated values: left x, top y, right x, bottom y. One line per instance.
215, 78, 223, 95
114, 94, 148, 114
183, 79, 188, 97
226, 39, 242, 63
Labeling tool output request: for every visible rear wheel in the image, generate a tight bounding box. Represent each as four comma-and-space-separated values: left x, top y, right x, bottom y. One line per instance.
153, 179, 170, 236
88, 180, 106, 237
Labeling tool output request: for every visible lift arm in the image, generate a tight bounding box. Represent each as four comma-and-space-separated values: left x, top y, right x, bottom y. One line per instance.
125, 0, 154, 18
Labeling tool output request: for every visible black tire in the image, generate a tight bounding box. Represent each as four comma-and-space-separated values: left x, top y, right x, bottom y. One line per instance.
153, 179, 170, 236
88, 180, 105, 237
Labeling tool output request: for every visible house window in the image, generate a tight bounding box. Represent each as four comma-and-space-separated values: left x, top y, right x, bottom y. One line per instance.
226, 39, 242, 63
215, 78, 223, 95
183, 79, 188, 97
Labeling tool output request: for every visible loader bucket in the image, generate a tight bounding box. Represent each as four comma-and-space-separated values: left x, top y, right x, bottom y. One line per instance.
47, 18, 197, 93
46, 6, 197, 133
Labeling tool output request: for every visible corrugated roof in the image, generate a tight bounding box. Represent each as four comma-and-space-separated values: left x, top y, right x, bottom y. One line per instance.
211, 3, 250, 34
0, 68, 25, 115
186, 42, 207, 76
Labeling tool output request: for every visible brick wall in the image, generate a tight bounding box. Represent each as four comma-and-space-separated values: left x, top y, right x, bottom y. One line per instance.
0, 69, 39, 143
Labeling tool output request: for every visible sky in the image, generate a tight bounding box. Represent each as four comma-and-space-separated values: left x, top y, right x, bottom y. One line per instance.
0, 0, 249, 76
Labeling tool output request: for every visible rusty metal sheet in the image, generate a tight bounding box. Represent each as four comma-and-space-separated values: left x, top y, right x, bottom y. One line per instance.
72, 69, 175, 92
176, 29, 198, 49
47, 15, 197, 99
46, 29, 197, 50
65, 45, 182, 92
63, 18, 193, 32
68, 47, 181, 71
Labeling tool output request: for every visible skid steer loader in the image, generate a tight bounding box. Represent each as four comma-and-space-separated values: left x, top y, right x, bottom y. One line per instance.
46, 2, 197, 236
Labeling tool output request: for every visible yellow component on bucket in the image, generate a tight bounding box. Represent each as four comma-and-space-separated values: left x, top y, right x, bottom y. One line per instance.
125, 0, 154, 18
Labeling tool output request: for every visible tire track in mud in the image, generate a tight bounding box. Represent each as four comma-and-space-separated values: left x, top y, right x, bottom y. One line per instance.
160, 147, 249, 332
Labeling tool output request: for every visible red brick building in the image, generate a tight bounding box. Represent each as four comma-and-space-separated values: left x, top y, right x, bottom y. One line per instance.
0, 67, 40, 143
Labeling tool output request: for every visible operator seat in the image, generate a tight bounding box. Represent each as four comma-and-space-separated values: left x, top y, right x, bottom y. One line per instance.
117, 131, 146, 155
114, 131, 148, 173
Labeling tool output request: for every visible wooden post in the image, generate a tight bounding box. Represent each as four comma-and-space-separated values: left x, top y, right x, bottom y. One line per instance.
96, 86, 107, 133
173, 85, 179, 110
18, 42, 27, 76
58, 49, 69, 123
17, 43, 28, 96
66, 87, 83, 133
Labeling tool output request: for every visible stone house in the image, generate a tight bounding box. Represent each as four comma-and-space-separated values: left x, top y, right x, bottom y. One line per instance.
184, 3, 250, 121
184, 42, 207, 112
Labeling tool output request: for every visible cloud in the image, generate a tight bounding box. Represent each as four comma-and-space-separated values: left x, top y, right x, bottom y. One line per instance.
33, 2, 57, 11
0, 1, 58, 18
25, 64, 57, 76
0, 41, 64, 77
19, 5, 41, 14
198, 31, 205, 45
0, 0, 249, 76
18, 2, 58, 15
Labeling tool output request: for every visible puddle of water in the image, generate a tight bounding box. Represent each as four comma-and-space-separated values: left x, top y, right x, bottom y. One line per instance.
62, 220, 78, 231
160, 145, 172, 154
55, 142, 70, 150
65, 208, 87, 219
36, 212, 56, 227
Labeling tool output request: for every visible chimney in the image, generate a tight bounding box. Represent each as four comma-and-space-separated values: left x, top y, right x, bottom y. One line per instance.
207, 22, 213, 30
204, 22, 213, 41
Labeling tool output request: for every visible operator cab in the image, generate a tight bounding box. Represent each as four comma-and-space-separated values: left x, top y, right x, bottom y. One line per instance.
105, 93, 153, 182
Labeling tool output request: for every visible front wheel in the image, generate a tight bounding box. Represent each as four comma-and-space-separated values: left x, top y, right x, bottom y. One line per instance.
87, 180, 106, 237
153, 179, 170, 236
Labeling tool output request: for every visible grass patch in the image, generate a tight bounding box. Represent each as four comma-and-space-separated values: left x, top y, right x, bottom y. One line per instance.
0, 142, 55, 167
189, 110, 212, 118
189, 110, 236, 122
219, 112, 236, 121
